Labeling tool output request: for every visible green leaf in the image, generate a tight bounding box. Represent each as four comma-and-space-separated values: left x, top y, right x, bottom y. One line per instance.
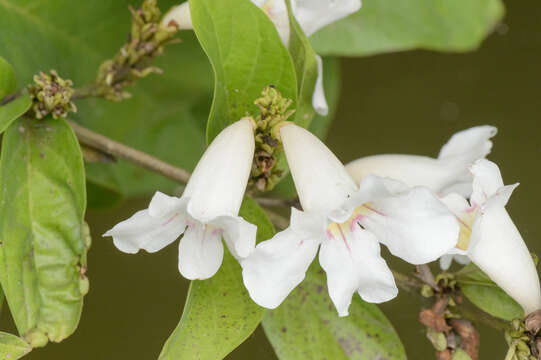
0, 56, 16, 100
159, 197, 275, 360
452, 348, 472, 360
285, 0, 318, 128
263, 263, 406, 360
189, 0, 298, 143
0, 0, 212, 197
0, 116, 88, 346
310, 0, 505, 57
0, 332, 31, 359
456, 263, 523, 321
0, 95, 32, 134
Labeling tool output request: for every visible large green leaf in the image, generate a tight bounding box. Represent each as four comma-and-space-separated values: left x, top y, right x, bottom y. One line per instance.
0, 95, 32, 134
0, 56, 16, 100
159, 197, 275, 360
189, 0, 298, 143
263, 263, 406, 360
310, 0, 505, 57
456, 263, 523, 321
0, 332, 31, 359
0, 116, 88, 346
0, 0, 212, 197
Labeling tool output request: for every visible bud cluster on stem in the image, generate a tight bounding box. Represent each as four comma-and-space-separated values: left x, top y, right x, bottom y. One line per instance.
92, 0, 179, 101
27, 70, 77, 119
249, 85, 295, 191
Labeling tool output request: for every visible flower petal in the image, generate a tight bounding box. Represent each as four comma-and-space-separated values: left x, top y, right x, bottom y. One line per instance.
470, 159, 506, 206
241, 226, 320, 309
312, 55, 329, 116
319, 226, 397, 316
161, 2, 193, 30
210, 215, 257, 259
469, 205, 541, 314
184, 119, 254, 221
439, 254, 470, 270
103, 194, 188, 254
345, 126, 497, 195
178, 222, 224, 280
360, 187, 459, 264
295, 0, 361, 36
281, 123, 357, 213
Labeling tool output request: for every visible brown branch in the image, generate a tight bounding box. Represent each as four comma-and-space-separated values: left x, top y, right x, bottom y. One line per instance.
68, 120, 191, 184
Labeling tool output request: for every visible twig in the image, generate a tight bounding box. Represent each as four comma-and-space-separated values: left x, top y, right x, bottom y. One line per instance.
264, 208, 289, 230
415, 264, 438, 290
68, 120, 191, 184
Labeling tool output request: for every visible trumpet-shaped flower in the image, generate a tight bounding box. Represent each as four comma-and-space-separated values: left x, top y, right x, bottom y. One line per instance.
440, 159, 541, 314
162, 0, 360, 116
346, 126, 497, 197
104, 119, 257, 280
241, 124, 459, 316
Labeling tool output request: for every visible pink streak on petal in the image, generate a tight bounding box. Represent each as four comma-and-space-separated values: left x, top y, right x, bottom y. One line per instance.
363, 204, 386, 216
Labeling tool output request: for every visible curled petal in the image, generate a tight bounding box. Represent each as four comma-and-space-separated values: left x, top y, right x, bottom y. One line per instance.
241, 225, 320, 309
312, 55, 329, 116
470, 159, 507, 206
211, 215, 257, 259
319, 227, 397, 316
178, 222, 224, 280
360, 187, 459, 264
469, 204, 541, 314
103, 193, 188, 254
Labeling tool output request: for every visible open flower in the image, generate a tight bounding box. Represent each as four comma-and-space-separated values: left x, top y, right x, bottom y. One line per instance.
440, 159, 541, 314
241, 124, 459, 316
345, 126, 498, 197
162, 0, 361, 116
104, 119, 257, 280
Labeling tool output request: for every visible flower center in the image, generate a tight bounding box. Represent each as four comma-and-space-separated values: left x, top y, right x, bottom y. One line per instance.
325, 203, 382, 249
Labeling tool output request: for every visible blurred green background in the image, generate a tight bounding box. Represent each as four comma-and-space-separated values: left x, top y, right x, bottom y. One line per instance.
3, 0, 540, 358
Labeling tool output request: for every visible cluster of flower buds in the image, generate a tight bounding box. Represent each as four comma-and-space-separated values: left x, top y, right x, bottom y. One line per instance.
95, 0, 179, 101
249, 86, 295, 191
506, 317, 539, 360
27, 70, 77, 119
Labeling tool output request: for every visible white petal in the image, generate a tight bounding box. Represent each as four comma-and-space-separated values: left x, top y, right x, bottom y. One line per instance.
184, 119, 254, 221
470, 159, 506, 206
312, 55, 329, 116
345, 126, 497, 195
211, 215, 257, 259
439, 254, 454, 271
439, 254, 470, 270
241, 225, 321, 309
178, 222, 224, 280
319, 226, 397, 316
295, 0, 361, 36
103, 194, 188, 254
469, 205, 541, 314
360, 187, 459, 264
257, 0, 291, 44
281, 123, 357, 213
161, 2, 193, 30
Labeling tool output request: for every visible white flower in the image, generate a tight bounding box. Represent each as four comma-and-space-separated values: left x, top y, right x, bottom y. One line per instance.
440, 159, 541, 314
241, 124, 459, 316
103, 119, 257, 280
162, 0, 360, 116
346, 126, 498, 197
